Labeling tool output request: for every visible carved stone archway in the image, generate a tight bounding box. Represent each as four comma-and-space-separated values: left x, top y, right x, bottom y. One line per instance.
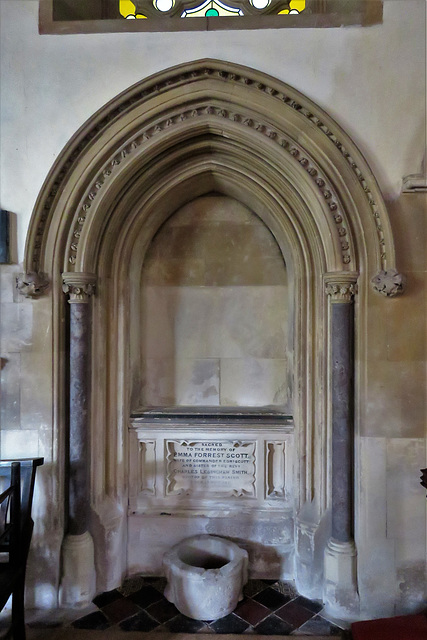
21, 59, 402, 619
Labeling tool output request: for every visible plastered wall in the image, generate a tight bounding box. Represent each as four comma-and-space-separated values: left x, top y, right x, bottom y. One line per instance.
0, 0, 425, 258
0, 0, 425, 617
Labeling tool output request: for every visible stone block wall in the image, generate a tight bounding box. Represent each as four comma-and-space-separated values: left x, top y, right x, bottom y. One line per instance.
0, 264, 61, 608
356, 191, 426, 618
139, 196, 291, 410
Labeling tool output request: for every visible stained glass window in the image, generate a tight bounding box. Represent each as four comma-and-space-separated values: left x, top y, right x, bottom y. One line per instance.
119, 0, 305, 19
44, 0, 383, 34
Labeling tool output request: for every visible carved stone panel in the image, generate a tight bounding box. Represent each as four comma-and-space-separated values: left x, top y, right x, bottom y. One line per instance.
265, 441, 287, 499
128, 416, 293, 515
165, 440, 256, 498
138, 440, 156, 495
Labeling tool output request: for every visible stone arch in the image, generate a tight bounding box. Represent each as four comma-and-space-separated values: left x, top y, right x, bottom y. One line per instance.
25, 59, 395, 279
21, 59, 403, 618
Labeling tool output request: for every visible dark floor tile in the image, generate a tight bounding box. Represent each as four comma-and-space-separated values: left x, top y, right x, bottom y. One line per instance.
210, 612, 250, 634
118, 576, 146, 597
146, 597, 180, 623
275, 600, 314, 628
146, 577, 168, 592
243, 579, 272, 598
127, 584, 164, 607
152, 623, 173, 632
243, 624, 256, 634
165, 614, 207, 633
234, 598, 270, 625
253, 613, 294, 635
143, 577, 164, 585
271, 581, 299, 598
119, 609, 159, 632
72, 611, 111, 630
293, 595, 323, 614
92, 588, 123, 608
28, 620, 63, 629
102, 597, 141, 624
296, 614, 343, 636
0, 617, 10, 630
253, 586, 292, 610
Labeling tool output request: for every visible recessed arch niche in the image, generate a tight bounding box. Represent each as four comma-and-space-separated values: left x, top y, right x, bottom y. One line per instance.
22, 59, 400, 618
134, 193, 292, 410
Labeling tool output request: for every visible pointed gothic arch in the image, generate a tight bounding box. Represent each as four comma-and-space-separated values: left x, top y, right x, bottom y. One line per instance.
21, 59, 403, 618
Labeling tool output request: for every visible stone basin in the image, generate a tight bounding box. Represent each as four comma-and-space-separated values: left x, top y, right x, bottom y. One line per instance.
163, 534, 249, 620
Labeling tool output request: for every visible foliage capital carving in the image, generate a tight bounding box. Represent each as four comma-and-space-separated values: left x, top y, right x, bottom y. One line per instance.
62, 272, 97, 302
16, 272, 50, 298
324, 273, 358, 303
371, 269, 405, 297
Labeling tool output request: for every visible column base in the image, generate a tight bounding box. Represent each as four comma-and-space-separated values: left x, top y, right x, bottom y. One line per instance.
295, 508, 330, 601
59, 532, 96, 607
323, 538, 359, 620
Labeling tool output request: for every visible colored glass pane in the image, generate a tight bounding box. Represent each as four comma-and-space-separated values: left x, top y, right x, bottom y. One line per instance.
251, 0, 270, 8
278, 0, 305, 13
119, 0, 147, 17
120, 0, 305, 19
155, 0, 174, 11
119, 0, 137, 17
182, 0, 242, 17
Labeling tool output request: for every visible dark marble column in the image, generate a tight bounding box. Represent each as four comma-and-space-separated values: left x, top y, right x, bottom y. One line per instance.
331, 300, 354, 542
62, 273, 96, 534
323, 273, 359, 617
325, 277, 356, 542
60, 272, 96, 606
68, 300, 91, 533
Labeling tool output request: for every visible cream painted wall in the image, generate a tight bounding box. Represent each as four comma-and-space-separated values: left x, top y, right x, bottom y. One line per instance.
0, 0, 425, 261
0, 0, 426, 618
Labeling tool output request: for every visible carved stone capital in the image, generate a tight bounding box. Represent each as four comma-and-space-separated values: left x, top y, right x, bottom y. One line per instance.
371, 269, 405, 297
324, 273, 358, 303
62, 272, 96, 303
16, 272, 49, 298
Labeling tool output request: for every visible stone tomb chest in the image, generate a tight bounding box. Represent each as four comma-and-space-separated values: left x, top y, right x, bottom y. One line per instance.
128, 408, 294, 577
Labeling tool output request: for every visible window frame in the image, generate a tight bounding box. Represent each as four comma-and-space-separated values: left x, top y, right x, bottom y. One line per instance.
40, 0, 383, 34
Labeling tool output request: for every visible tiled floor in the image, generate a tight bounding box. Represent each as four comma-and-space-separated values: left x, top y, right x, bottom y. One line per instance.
25, 578, 350, 637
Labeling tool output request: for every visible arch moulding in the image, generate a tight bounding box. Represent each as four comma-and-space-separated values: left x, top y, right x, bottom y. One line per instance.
20, 60, 403, 616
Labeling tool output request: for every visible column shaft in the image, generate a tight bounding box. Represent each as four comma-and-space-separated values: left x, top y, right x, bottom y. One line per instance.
60, 272, 96, 607
69, 301, 91, 535
323, 274, 359, 618
331, 302, 354, 542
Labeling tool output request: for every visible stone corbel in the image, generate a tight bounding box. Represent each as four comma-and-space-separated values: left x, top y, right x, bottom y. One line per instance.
402, 173, 427, 193
371, 269, 405, 297
62, 272, 96, 302
16, 271, 50, 298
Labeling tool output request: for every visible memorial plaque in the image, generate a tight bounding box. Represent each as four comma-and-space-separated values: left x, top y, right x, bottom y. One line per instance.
166, 440, 256, 497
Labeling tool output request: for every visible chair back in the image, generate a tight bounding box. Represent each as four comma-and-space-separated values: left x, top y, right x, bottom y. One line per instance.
0, 461, 21, 565
0, 458, 44, 564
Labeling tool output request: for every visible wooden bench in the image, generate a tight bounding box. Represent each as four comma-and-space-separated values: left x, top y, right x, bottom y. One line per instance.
0, 458, 44, 640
